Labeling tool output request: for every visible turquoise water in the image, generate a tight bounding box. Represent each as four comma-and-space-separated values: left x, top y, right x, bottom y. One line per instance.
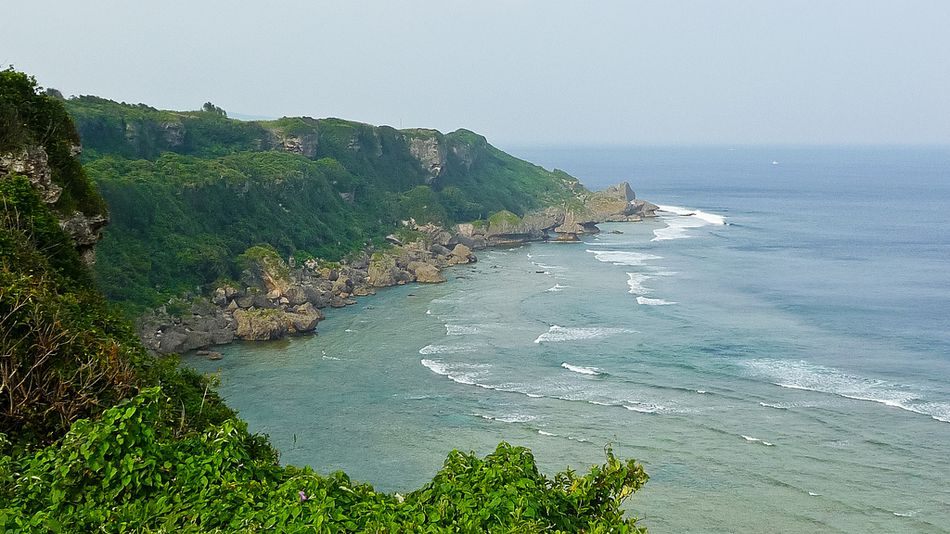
187, 147, 950, 533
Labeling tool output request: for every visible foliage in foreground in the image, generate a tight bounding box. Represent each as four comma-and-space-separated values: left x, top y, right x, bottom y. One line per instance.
0, 388, 648, 533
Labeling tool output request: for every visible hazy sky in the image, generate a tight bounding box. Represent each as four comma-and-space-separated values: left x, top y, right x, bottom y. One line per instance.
4, 1, 949, 145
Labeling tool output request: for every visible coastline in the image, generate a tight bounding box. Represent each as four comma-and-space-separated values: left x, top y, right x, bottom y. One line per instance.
139, 185, 660, 357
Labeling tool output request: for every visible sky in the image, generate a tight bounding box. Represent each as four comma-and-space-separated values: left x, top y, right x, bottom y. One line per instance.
3, 1, 949, 146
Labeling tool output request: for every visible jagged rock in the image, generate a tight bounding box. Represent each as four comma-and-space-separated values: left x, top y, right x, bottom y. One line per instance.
283, 285, 309, 306
430, 243, 452, 256
235, 293, 255, 309
554, 232, 581, 242
212, 287, 229, 306
160, 121, 185, 147
287, 302, 323, 333
367, 253, 399, 287
631, 199, 659, 218
409, 261, 445, 283
233, 308, 287, 341
352, 286, 375, 296
406, 132, 446, 182
59, 212, 109, 264
385, 234, 402, 245
448, 243, 476, 265
0, 146, 62, 204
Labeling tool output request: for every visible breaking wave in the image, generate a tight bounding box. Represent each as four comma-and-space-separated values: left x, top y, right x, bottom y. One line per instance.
586, 250, 663, 266
534, 325, 636, 344
742, 359, 950, 424
636, 297, 676, 306
561, 363, 603, 376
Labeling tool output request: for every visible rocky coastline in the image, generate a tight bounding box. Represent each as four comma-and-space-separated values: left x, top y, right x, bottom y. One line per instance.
137, 181, 659, 355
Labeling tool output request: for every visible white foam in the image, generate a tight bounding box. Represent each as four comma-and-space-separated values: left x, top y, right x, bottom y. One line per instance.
538, 430, 557, 437
656, 204, 727, 225
546, 283, 569, 292
420, 359, 490, 386
418, 344, 478, 355
652, 204, 726, 241
636, 297, 676, 306
445, 324, 479, 336
893, 510, 919, 518
586, 250, 663, 266
623, 404, 659, 414
808, 492, 822, 497
532, 262, 561, 270
744, 359, 950, 424
321, 355, 341, 361
741, 435, 773, 446
759, 402, 789, 410
425, 309, 432, 315
561, 363, 603, 376
696, 390, 707, 394
534, 325, 636, 344
474, 413, 537, 424
625, 273, 653, 295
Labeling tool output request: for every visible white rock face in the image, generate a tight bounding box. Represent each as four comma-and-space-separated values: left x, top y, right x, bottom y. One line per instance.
407, 135, 446, 182
0, 146, 62, 204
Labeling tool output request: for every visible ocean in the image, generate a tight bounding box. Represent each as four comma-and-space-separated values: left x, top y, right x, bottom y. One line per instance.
186, 146, 950, 533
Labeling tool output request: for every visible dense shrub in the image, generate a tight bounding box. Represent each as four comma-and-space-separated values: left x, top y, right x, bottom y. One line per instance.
0, 389, 648, 532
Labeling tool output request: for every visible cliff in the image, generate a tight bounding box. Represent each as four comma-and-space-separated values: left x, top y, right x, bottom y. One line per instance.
63, 97, 589, 311
0, 68, 649, 532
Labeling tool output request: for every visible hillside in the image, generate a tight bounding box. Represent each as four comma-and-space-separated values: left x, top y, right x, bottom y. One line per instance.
0, 68, 649, 532
64, 97, 584, 311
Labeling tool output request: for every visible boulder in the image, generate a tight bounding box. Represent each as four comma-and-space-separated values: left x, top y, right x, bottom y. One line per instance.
367, 253, 399, 287
409, 261, 445, 283
447, 244, 476, 265
430, 243, 452, 256
233, 308, 288, 341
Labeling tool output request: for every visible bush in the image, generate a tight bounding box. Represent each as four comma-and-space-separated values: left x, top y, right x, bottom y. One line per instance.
0, 389, 648, 532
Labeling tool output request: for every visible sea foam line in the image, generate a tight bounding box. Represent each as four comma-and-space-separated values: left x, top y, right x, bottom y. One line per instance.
741, 435, 775, 446
656, 204, 727, 225
419, 344, 479, 355
561, 363, 603, 376
534, 325, 636, 344
743, 358, 950, 424
652, 204, 726, 241
420, 360, 675, 414
586, 250, 663, 266
626, 273, 652, 295
636, 297, 676, 306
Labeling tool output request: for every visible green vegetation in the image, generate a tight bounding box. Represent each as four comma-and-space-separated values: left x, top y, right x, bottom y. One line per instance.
1, 68, 650, 532
64, 96, 584, 312
0, 389, 647, 532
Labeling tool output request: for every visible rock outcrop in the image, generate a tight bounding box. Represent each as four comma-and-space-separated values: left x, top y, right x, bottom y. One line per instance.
405, 131, 446, 182
138, 221, 476, 354
1, 144, 109, 264
135, 182, 658, 354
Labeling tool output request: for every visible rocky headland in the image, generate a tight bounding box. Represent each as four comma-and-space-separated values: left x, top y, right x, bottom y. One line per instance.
138, 182, 658, 355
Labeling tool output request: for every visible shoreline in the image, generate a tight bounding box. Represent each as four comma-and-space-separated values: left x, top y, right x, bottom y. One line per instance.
138, 183, 660, 357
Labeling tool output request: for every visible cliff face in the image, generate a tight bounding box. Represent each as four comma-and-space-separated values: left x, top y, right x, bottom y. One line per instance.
62, 97, 588, 311
0, 73, 109, 263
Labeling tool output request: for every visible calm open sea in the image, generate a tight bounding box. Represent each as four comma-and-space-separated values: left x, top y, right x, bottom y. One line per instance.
187, 146, 950, 533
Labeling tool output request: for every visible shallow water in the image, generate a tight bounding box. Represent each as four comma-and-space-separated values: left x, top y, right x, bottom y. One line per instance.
187, 146, 950, 533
